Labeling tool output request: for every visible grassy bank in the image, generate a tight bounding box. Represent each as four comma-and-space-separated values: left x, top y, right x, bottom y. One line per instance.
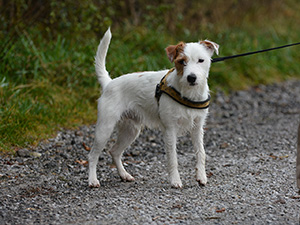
1, 1, 300, 152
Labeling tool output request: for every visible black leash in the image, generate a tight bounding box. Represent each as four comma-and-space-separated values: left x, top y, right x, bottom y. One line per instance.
211, 42, 300, 63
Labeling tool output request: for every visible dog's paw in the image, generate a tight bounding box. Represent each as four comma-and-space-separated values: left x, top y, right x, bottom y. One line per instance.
196, 171, 207, 186
169, 172, 182, 188
89, 179, 100, 188
120, 172, 135, 182
170, 176, 183, 188
197, 179, 207, 186
171, 181, 183, 189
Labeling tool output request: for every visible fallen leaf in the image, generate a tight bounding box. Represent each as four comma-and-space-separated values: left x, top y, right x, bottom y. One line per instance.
223, 164, 232, 167
26, 207, 37, 211
290, 195, 300, 199
216, 207, 226, 213
75, 159, 88, 166
172, 203, 182, 209
133, 206, 139, 211
207, 172, 214, 178
269, 154, 277, 160
176, 216, 187, 220
205, 216, 221, 220
279, 155, 289, 160
220, 142, 229, 149
109, 163, 116, 168
82, 142, 91, 151
274, 199, 286, 204
124, 160, 142, 165
152, 216, 160, 221
5, 160, 14, 165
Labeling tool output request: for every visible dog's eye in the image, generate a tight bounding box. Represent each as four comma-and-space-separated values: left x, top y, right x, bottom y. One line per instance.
198, 59, 204, 63
178, 59, 186, 66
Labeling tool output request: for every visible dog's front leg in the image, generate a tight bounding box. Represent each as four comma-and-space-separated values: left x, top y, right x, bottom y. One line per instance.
164, 127, 182, 188
191, 119, 207, 186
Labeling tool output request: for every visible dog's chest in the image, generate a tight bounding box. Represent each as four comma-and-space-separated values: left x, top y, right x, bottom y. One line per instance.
175, 108, 207, 133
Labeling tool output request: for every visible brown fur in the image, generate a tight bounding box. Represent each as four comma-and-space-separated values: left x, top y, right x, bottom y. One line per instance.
200, 40, 218, 54
165, 42, 186, 76
165, 42, 186, 62
174, 55, 188, 76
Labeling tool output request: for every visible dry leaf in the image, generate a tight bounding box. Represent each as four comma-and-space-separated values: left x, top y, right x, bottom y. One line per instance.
172, 203, 182, 209
75, 159, 88, 166
279, 155, 289, 160
290, 195, 300, 199
220, 142, 229, 149
216, 207, 226, 213
26, 207, 37, 211
109, 163, 116, 168
207, 172, 214, 178
82, 142, 91, 151
205, 216, 221, 220
269, 154, 277, 160
152, 216, 160, 221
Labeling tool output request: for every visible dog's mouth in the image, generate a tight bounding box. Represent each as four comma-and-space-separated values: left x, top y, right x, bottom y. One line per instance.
189, 82, 197, 86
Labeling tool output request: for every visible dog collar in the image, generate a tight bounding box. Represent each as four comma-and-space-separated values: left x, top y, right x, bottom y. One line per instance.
155, 68, 210, 109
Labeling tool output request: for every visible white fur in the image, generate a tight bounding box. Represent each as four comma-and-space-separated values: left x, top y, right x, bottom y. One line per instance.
88, 28, 219, 188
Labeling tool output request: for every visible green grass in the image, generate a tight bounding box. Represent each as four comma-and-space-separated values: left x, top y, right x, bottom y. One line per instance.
0, 31, 98, 152
1, 25, 300, 153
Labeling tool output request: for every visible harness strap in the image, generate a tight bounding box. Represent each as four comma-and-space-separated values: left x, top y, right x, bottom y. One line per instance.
155, 68, 210, 109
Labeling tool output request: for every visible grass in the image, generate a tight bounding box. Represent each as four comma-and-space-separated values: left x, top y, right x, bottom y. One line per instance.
1, 24, 300, 153
0, 31, 98, 152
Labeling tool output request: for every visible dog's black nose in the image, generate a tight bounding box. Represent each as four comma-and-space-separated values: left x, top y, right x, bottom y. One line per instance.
187, 73, 197, 84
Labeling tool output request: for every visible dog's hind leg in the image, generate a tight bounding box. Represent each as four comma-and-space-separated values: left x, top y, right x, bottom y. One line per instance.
109, 117, 141, 182
88, 103, 121, 187
88, 119, 116, 187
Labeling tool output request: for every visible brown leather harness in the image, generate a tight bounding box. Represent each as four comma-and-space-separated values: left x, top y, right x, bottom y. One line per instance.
155, 68, 210, 109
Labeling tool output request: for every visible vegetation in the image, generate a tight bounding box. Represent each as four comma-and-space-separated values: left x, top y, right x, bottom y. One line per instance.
1, 0, 300, 152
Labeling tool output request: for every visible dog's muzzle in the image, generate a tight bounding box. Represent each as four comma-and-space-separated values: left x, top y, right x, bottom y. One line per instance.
187, 73, 197, 85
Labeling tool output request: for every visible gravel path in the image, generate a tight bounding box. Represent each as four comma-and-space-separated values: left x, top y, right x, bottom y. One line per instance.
1, 80, 300, 225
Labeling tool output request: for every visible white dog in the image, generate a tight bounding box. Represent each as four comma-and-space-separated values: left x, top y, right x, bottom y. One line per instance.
88, 28, 219, 188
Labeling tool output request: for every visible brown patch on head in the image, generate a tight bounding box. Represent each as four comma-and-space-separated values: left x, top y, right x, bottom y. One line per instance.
199, 40, 219, 56
174, 55, 188, 76
165, 42, 186, 76
165, 42, 186, 62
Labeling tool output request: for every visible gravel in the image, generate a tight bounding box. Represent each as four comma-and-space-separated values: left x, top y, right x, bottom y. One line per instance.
1, 80, 300, 224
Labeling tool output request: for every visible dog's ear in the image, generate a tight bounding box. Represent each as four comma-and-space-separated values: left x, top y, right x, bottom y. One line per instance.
200, 40, 219, 56
165, 42, 185, 62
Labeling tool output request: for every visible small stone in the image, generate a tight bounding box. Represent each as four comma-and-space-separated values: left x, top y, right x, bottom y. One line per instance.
147, 136, 156, 142
29, 152, 42, 158
17, 148, 30, 157
131, 150, 140, 156
55, 141, 65, 147
75, 131, 84, 136
220, 142, 229, 149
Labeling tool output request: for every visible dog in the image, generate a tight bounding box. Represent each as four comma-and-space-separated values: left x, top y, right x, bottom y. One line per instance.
88, 28, 219, 188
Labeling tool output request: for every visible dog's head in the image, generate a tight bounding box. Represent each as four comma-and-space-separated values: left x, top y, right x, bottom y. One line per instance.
165, 40, 219, 89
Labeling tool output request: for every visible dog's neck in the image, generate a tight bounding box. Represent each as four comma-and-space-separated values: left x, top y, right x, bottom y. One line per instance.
166, 69, 210, 102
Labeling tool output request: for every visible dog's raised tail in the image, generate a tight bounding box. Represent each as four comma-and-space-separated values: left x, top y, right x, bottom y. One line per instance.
95, 28, 112, 89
